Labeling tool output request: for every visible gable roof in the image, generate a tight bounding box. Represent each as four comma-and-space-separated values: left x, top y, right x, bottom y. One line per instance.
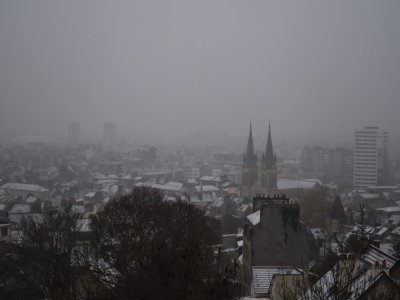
252, 266, 302, 296
1, 182, 49, 193
246, 210, 260, 226
360, 245, 397, 269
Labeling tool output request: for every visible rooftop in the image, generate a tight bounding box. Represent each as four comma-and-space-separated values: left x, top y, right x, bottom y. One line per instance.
247, 210, 260, 226
0, 182, 49, 193
252, 266, 302, 296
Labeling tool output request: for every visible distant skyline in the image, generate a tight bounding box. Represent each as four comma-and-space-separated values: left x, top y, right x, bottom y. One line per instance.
1, 1, 399, 148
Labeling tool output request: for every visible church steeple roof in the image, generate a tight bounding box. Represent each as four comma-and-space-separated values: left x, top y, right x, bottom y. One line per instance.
262, 121, 277, 169
243, 122, 257, 165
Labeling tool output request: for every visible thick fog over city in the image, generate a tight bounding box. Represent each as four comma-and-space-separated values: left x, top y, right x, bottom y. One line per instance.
1, 1, 400, 299
1, 1, 400, 149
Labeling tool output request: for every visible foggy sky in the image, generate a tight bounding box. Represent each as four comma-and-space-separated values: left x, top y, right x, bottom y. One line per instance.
1, 1, 399, 145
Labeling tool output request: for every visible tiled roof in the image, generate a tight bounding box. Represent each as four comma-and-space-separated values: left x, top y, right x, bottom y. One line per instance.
361, 245, 397, 268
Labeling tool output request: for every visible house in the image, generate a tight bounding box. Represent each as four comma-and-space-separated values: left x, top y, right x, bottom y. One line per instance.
242, 194, 308, 295
302, 244, 400, 299
250, 266, 304, 298
0, 182, 49, 199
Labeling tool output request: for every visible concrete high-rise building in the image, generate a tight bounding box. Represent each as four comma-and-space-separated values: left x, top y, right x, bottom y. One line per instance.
67, 122, 80, 146
353, 126, 389, 188
103, 122, 116, 151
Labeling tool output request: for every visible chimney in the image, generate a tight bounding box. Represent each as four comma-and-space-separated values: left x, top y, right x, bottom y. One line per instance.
373, 260, 389, 278
337, 253, 357, 290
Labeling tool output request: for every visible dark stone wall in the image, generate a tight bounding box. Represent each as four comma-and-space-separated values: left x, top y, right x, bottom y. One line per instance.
251, 203, 307, 267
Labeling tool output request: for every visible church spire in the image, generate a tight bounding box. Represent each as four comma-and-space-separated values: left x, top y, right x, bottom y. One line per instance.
260, 121, 277, 190
242, 122, 258, 189
243, 122, 257, 166
263, 121, 276, 169
245, 122, 255, 162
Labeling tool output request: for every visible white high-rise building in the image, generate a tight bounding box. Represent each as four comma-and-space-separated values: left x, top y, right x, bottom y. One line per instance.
353, 126, 389, 188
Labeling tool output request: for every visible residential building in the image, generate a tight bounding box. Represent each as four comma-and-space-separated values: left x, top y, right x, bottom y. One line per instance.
301, 146, 353, 187
0, 182, 49, 199
242, 194, 308, 295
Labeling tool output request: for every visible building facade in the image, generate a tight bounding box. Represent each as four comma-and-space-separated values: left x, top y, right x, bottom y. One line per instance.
241, 123, 277, 197
242, 194, 308, 295
301, 146, 353, 187
353, 126, 389, 188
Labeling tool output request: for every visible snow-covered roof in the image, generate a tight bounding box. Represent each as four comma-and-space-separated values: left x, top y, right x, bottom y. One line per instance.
200, 176, 221, 182
376, 206, 400, 213
9, 204, 31, 214
247, 210, 260, 226
165, 181, 183, 189
375, 227, 389, 236
359, 193, 380, 199
238, 254, 243, 265
71, 205, 85, 214
195, 185, 219, 192
210, 198, 224, 208
233, 197, 244, 205
1, 182, 49, 193
77, 218, 91, 232
361, 245, 397, 268
277, 179, 320, 190
25, 195, 39, 203
152, 183, 182, 192
222, 182, 234, 188
252, 266, 302, 296
391, 226, 400, 236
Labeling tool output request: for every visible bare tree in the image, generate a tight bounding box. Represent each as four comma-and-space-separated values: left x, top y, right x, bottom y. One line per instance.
89, 187, 238, 300
0, 206, 85, 300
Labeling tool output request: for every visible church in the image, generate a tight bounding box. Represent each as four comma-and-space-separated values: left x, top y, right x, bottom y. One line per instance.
241, 122, 278, 198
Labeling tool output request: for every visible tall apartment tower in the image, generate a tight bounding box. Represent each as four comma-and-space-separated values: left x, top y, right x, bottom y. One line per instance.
103, 122, 116, 152
353, 126, 389, 188
67, 122, 80, 146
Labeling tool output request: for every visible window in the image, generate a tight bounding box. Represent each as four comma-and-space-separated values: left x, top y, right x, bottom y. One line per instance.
1, 227, 8, 237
